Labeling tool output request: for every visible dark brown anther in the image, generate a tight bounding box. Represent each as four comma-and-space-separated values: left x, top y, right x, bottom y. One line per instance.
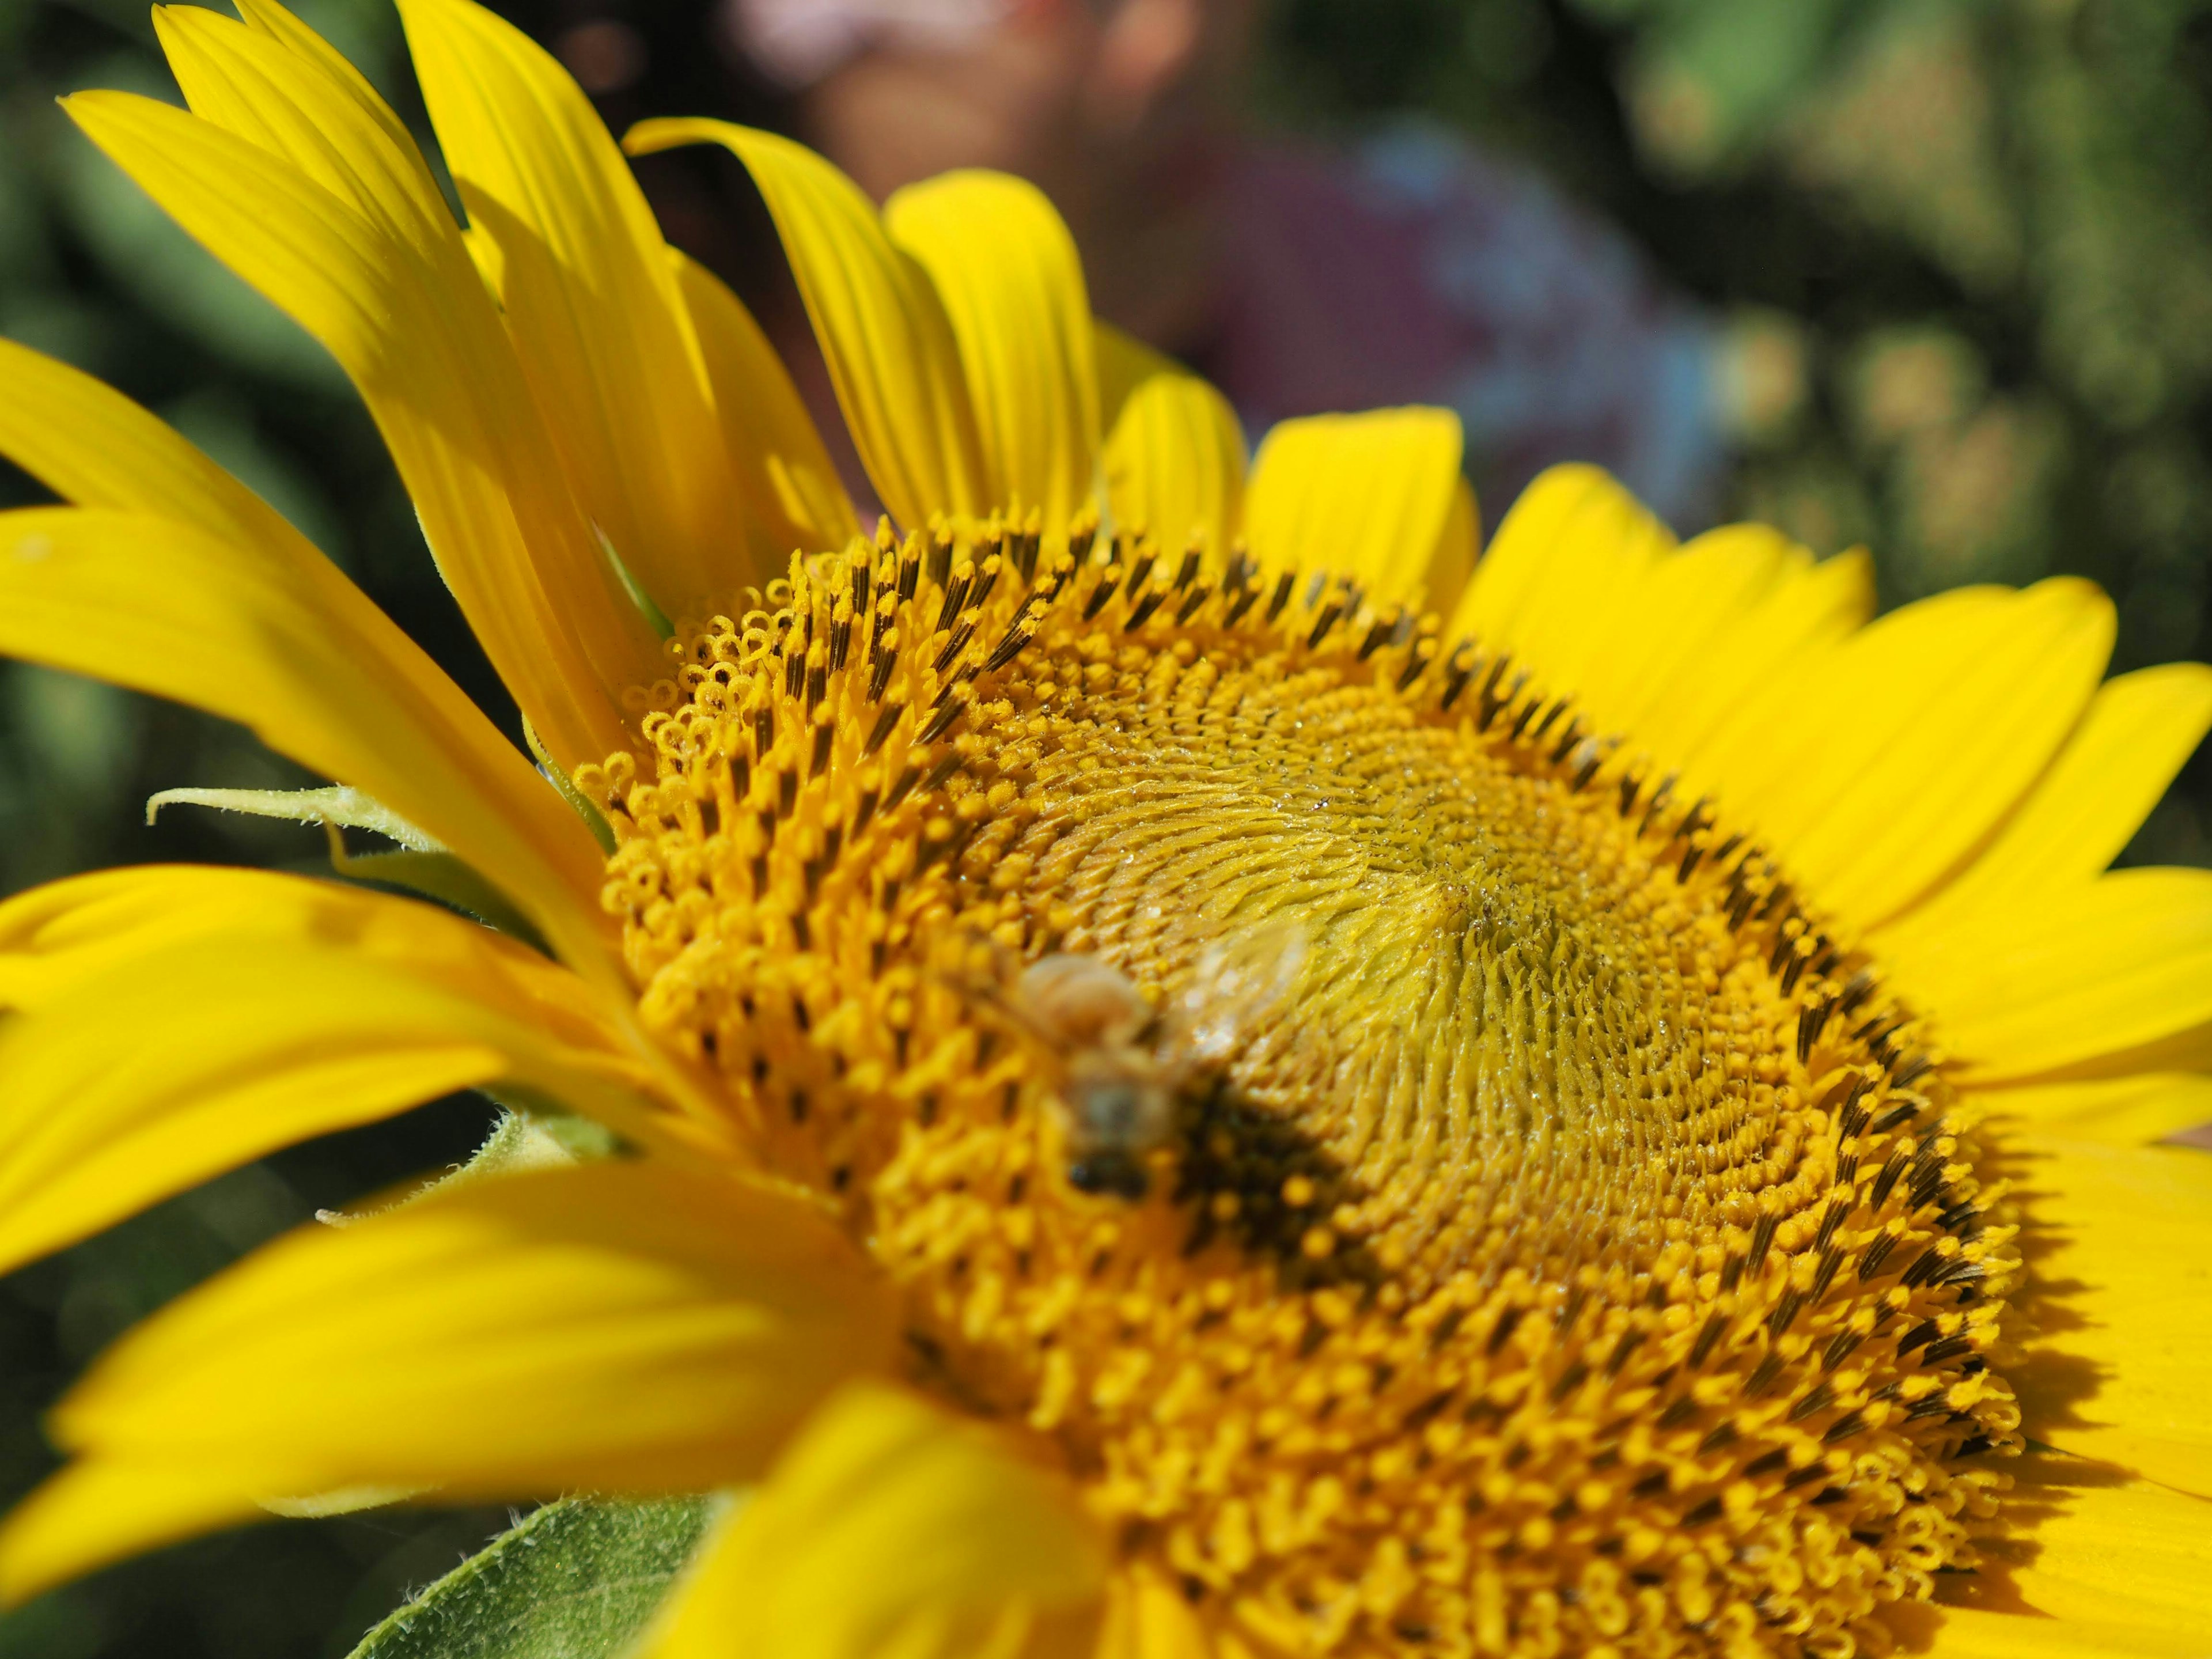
934, 619, 976, 674
1569, 740, 1605, 793
1869, 1147, 1910, 1209
1744, 1449, 1790, 1478
1506, 696, 1543, 743
1745, 1351, 1786, 1396
968, 553, 1002, 612
1485, 1305, 1526, 1356
1719, 1251, 1746, 1293
1766, 1292, 1804, 1339
1821, 1411, 1869, 1445
1127, 585, 1170, 629
982, 623, 1036, 674
1531, 698, 1568, 742
1921, 1335, 1974, 1366
1786, 1383, 1835, 1424
917, 694, 965, 744
925, 528, 955, 589
809, 718, 834, 780
1266, 570, 1295, 624
1811, 1246, 1846, 1302
1016, 528, 1042, 584
753, 702, 775, 757
1857, 1233, 1899, 1282
1171, 547, 1202, 591
1796, 997, 1834, 1063
1898, 1246, 1946, 1290
935, 569, 973, 634
1870, 1100, 1921, 1137
1084, 564, 1124, 621
1637, 775, 1679, 838
1306, 601, 1344, 650
785, 648, 805, 700
777, 767, 798, 817
863, 704, 903, 759
1550, 717, 1585, 766
805, 661, 827, 713
1689, 1312, 1728, 1369
1175, 582, 1213, 626
1747, 1211, 1779, 1275
1814, 1199, 1851, 1253
1838, 967, 1878, 1015
1894, 1319, 1941, 1357
1779, 939, 1816, 997
1224, 585, 1262, 628
1697, 1421, 1739, 1455
829, 615, 851, 673
867, 639, 899, 704
1440, 645, 1478, 709
1618, 771, 1644, 819
1604, 1328, 1647, 1378
899, 548, 922, 602
883, 763, 923, 812
851, 786, 879, 836
1821, 1331, 1864, 1372
1677, 838, 1706, 884
1892, 1052, 1934, 1088
921, 752, 963, 796
1396, 644, 1435, 692
1359, 616, 1395, 660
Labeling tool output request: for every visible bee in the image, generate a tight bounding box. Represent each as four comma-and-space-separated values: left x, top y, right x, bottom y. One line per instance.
988, 926, 1307, 1199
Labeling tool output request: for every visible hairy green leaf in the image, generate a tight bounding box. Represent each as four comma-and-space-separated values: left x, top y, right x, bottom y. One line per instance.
346, 1496, 721, 1659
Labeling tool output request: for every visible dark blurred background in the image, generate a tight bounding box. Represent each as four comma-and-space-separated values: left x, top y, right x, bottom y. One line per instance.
3, 0, 2211, 1652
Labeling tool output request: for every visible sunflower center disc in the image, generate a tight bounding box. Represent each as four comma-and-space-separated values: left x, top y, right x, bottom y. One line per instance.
586, 527, 2022, 1658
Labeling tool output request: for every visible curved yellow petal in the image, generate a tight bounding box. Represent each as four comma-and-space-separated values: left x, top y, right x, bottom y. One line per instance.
1914, 1604, 2210, 1659
1244, 408, 1465, 605
0, 347, 609, 956
1650, 544, 1875, 791
1096, 321, 1244, 563
62, 78, 654, 769
0, 507, 612, 977
2006, 1133, 2212, 1498
672, 249, 858, 564
1885, 661, 2212, 937
645, 1383, 1106, 1659
1886, 867, 2212, 1080
395, 0, 743, 610
0, 1161, 893, 1601
1971, 1072, 2212, 1146
1446, 463, 1675, 675
1932, 1452, 2212, 1639
0, 889, 701, 1275
884, 171, 1099, 535
624, 118, 986, 529
1096, 1566, 1213, 1659
1550, 522, 1800, 740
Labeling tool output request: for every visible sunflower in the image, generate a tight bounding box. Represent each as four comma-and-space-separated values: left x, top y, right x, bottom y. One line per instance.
3, 1, 2212, 1655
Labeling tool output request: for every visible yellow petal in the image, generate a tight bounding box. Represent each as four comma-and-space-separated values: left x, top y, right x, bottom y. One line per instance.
625, 118, 987, 529
1885, 661, 2212, 935
0, 893, 696, 1275
1096, 321, 1244, 563
885, 172, 1099, 535
1446, 463, 1675, 676
1548, 521, 1800, 740
1423, 477, 1479, 623
1741, 579, 2114, 929
0, 347, 609, 960
62, 81, 656, 770
0, 1161, 893, 1600
672, 249, 858, 562
0, 507, 611, 976
1971, 1073, 2212, 1146
645, 1383, 1105, 1659
1885, 868, 2212, 1080
1649, 543, 1874, 791
395, 0, 744, 610
1912, 1604, 2211, 1659
1096, 1566, 1214, 1659
2005, 1132, 2212, 1498
1244, 408, 1465, 605
1933, 1452, 2212, 1639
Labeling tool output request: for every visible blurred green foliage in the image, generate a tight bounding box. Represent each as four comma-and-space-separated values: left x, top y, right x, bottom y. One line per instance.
1, 0, 2209, 1654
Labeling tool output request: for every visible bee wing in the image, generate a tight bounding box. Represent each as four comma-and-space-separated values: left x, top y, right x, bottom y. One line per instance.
1168, 919, 1308, 1064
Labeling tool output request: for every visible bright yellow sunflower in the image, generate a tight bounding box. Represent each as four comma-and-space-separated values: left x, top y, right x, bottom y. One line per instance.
3, 2, 2212, 1656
